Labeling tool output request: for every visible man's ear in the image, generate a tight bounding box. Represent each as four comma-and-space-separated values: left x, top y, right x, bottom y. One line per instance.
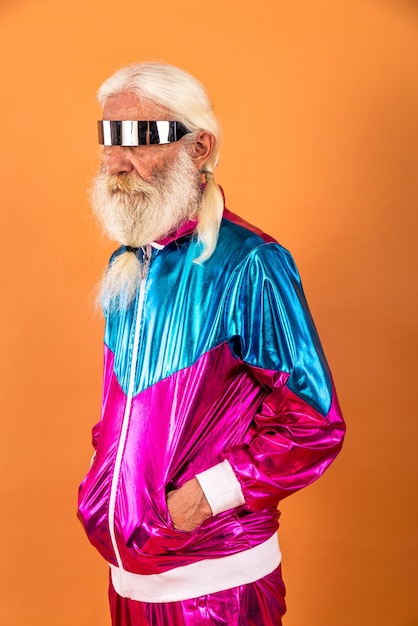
188, 131, 215, 170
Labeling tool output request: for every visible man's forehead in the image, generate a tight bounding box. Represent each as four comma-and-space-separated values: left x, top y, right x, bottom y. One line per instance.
102, 91, 174, 121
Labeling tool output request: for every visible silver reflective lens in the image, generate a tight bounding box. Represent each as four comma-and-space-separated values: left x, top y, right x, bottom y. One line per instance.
98, 120, 190, 146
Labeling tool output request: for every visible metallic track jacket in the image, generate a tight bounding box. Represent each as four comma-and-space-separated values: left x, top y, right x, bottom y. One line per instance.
78, 206, 345, 602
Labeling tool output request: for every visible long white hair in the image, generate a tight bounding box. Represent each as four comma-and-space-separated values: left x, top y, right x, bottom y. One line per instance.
98, 61, 224, 262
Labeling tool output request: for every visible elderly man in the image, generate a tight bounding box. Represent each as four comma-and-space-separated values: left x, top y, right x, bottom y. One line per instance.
78, 61, 345, 626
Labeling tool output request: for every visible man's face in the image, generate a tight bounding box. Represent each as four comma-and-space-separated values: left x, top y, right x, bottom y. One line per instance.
101, 91, 184, 182
91, 90, 202, 248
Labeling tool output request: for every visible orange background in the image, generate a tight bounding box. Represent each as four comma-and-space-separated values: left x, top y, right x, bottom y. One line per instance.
0, 1, 417, 624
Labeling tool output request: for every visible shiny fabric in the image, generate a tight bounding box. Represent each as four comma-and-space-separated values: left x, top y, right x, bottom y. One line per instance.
78, 204, 345, 610
109, 565, 286, 625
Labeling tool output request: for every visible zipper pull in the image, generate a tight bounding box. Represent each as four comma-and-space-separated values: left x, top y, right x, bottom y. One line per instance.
141, 245, 151, 279
141, 244, 151, 263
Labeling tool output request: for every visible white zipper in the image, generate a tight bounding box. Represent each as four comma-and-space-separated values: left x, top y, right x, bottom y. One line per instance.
107, 245, 151, 597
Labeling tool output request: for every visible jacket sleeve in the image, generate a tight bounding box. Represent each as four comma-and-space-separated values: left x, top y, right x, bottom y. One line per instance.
216, 243, 345, 512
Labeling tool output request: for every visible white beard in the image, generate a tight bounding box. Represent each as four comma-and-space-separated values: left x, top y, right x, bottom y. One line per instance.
91, 146, 201, 248
90, 146, 202, 310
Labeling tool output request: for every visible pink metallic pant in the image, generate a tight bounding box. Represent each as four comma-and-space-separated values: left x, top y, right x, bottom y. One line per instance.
109, 565, 286, 625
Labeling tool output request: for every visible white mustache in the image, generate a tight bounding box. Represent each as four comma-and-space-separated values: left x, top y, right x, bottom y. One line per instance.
102, 172, 155, 196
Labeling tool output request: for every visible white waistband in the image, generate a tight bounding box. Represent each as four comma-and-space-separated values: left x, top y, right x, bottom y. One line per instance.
110, 533, 281, 603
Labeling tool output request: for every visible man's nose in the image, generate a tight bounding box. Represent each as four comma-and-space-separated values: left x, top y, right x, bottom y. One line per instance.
102, 146, 134, 176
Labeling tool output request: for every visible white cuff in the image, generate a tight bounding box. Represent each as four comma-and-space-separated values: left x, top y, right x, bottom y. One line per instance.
195, 460, 245, 515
